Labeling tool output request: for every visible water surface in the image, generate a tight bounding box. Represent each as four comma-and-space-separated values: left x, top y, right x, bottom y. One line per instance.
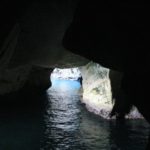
41, 79, 150, 150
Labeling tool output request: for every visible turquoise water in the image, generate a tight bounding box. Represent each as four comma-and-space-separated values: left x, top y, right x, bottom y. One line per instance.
51, 79, 81, 90
41, 79, 150, 150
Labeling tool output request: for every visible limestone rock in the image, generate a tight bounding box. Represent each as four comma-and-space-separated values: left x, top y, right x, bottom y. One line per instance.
51, 67, 81, 80
79, 62, 112, 119
80, 62, 143, 119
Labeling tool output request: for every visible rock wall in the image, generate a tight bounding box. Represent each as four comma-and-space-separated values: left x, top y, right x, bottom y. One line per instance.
0, 65, 53, 95
79, 62, 143, 119
0, 65, 31, 95
51, 68, 81, 80
24, 66, 53, 91
0, 23, 32, 95
79, 62, 112, 118
0, 24, 54, 95
0, 1, 89, 95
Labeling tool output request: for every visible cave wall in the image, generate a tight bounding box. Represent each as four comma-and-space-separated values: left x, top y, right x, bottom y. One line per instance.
79, 62, 112, 118
0, 0, 89, 95
0, 23, 31, 95
0, 65, 54, 95
62, 0, 150, 72
0, 0, 148, 122
7, 0, 86, 68
0, 65, 31, 95
24, 66, 53, 91
80, 62, 143, 119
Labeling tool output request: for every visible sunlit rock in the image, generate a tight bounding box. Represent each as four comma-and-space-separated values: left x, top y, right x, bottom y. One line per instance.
79, 62, 112, 119
51, 68, 81, 80
79, 62, 143, 119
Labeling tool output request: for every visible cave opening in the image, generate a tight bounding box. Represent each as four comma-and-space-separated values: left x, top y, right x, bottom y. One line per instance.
40, 64, 150, 150
48, 67, 82, 94
48, 63, 144, 120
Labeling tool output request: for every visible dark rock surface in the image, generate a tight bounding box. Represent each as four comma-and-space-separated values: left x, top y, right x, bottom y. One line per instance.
24, 66, 53, 91
63, 1, 150, 147
0, 0, 88, 95
63, 0, 150, 122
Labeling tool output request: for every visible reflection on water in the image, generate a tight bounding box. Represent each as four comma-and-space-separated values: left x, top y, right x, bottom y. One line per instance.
41, 79, 150, 150
41, 79, 83, 150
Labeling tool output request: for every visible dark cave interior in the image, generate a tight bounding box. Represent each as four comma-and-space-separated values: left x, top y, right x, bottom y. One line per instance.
0, 0, 150, 149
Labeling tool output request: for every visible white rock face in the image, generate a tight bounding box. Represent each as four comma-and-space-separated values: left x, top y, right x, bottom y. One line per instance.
79, 62, 112, 119
51, 68, 81, 80
79, 62, 143, 119
127, 107, 143, 119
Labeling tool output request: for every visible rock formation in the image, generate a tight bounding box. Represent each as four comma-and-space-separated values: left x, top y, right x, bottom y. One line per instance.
80, 62, 143, 119
63, 0, 150, 123
0, 0, 88, 95
51, 68, 81, 80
